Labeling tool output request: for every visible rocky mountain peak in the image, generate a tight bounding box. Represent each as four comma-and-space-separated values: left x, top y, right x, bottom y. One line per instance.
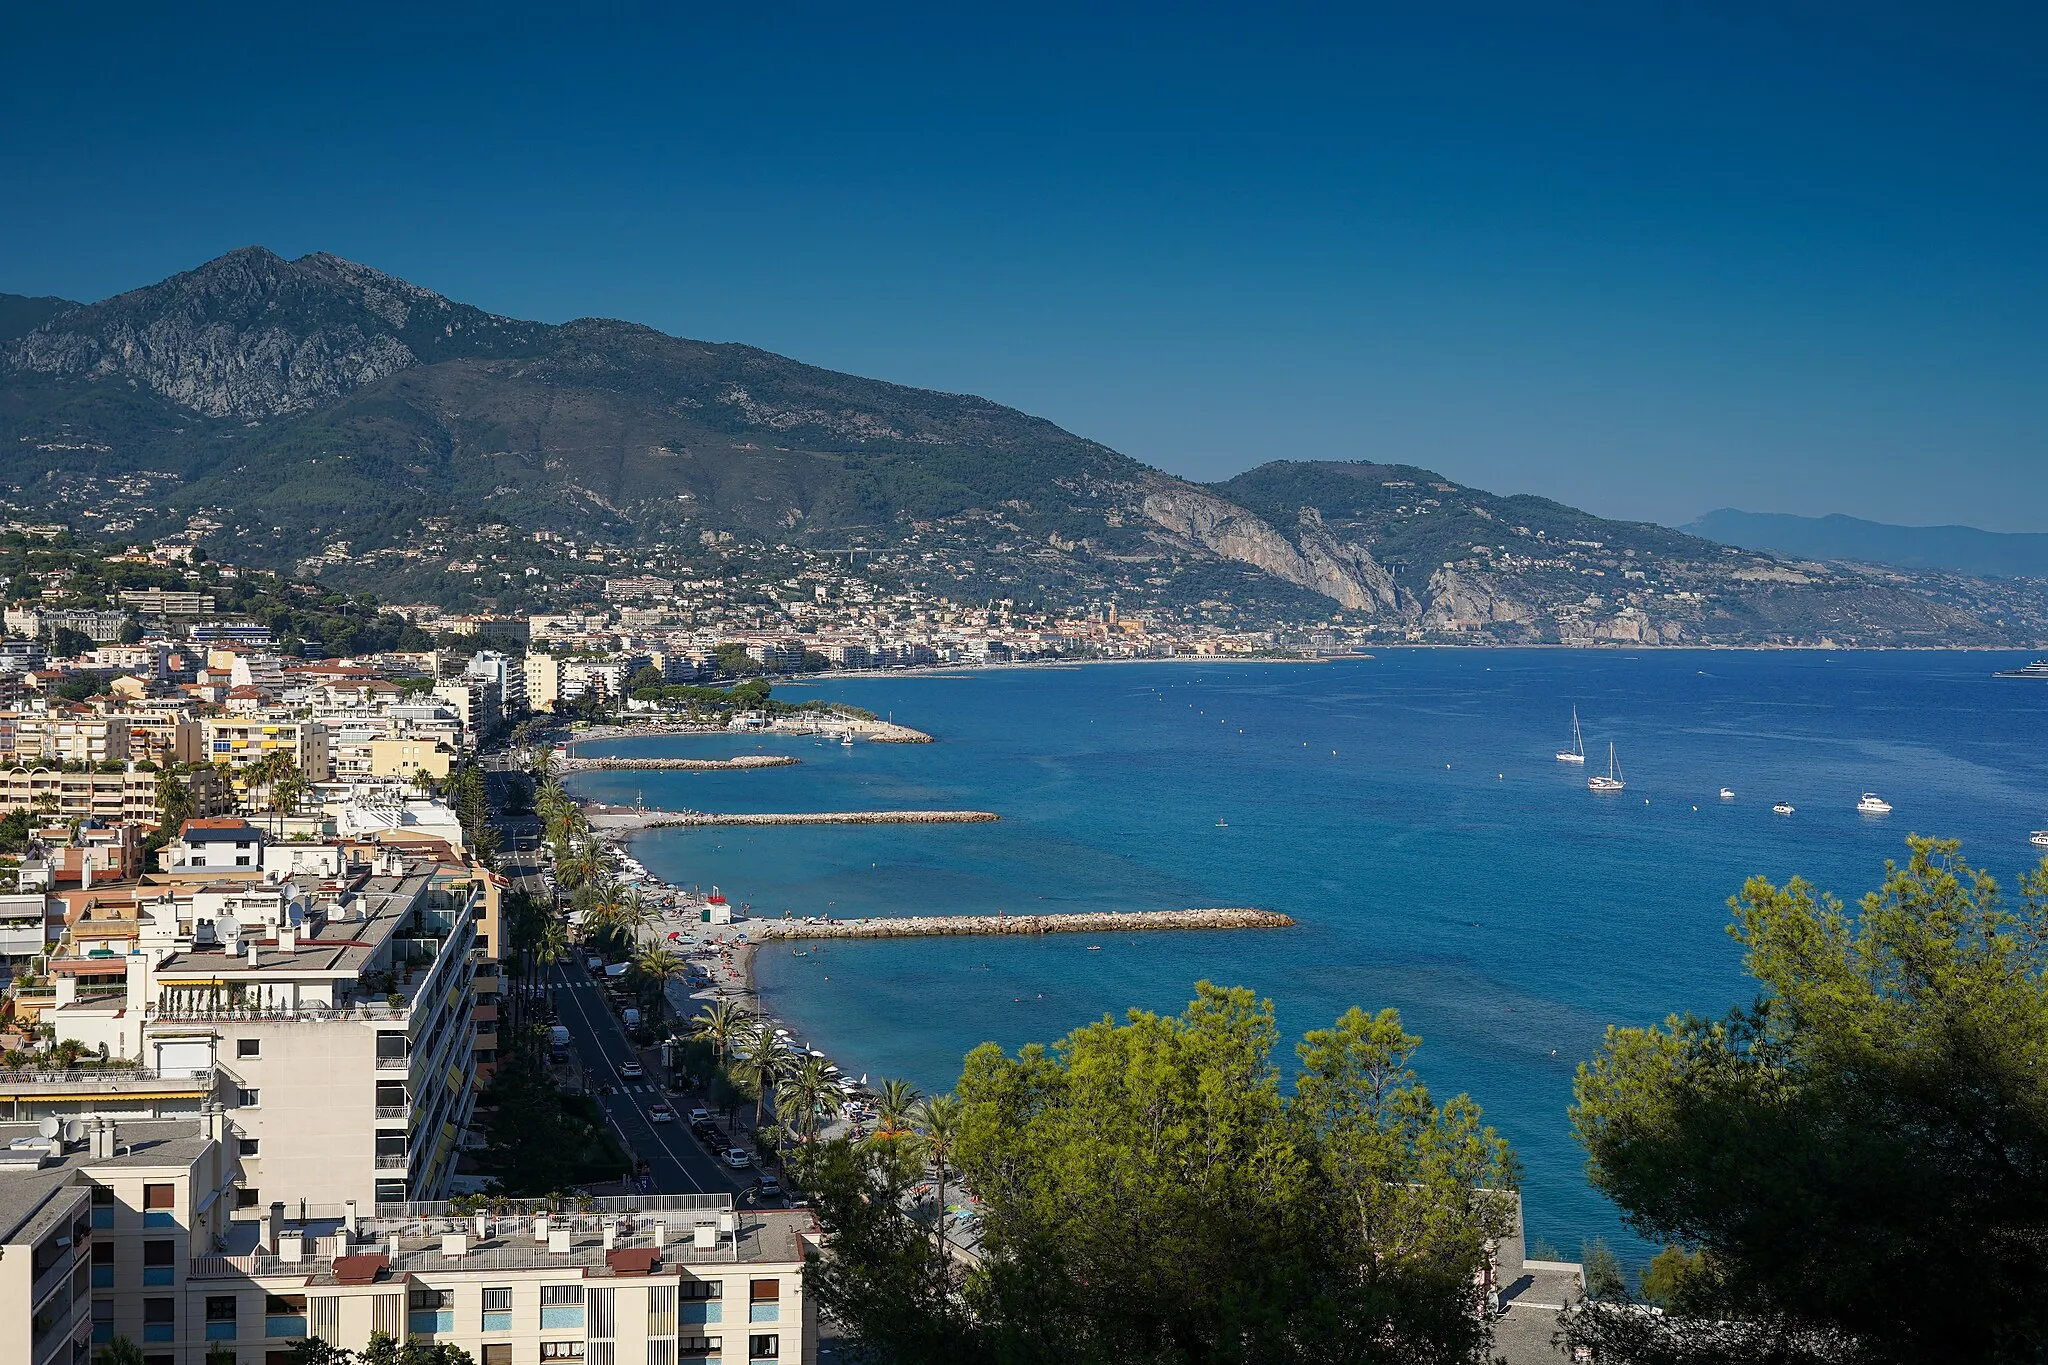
1, 247, 540, 420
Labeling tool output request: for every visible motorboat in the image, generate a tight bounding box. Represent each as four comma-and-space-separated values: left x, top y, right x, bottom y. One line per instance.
1773, 801, 1796, 816
1587, 743, 1625, 792
1856, 793, 1892, 814
1556, 707, 1587, 764
1993, 660, 2048, 679
1719, 788, 1736, 800
2031, 831, 2048, 848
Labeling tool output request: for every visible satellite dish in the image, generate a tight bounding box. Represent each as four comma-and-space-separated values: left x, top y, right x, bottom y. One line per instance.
62, 1119, 88, 1144
37, 1116, 60, 1139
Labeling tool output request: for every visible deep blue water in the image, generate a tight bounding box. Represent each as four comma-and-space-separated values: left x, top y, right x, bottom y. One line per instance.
569, 651, 2048, 1256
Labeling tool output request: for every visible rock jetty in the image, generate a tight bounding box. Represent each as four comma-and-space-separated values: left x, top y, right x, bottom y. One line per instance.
588, 808, 998, 831
560, 754, 799, 772
754, 908, 1292, 940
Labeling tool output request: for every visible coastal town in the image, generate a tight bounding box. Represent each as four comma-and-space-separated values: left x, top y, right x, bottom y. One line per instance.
0, 526, 1597, 1365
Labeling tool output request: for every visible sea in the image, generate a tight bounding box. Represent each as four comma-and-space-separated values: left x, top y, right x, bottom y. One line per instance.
566, 650, 2048, 1258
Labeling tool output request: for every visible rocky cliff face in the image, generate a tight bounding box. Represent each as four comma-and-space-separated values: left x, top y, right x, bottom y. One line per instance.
1140, 487, 1411, 614
2, 247, 539, 418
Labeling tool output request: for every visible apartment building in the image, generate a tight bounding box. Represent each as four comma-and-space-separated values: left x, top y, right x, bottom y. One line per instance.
200, 719, 333, 783
116, 588, 219, 617
12, 711, 132, 766
35, 844, 485, 1209
524, 651, 562, 712
0, 766, 233, 826
0, 1110, 817, 1365
465, 651, 529, 722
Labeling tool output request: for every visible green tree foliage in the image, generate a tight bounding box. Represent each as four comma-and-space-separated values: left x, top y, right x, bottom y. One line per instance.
806, 983, 1518, 1365
1569, 838, 2048, 1364
94, 1339, 147, 1365
282, 1334, 474, 1365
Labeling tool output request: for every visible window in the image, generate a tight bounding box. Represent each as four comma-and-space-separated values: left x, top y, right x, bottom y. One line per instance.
237, 1188, 260, 1209
680, 1280, 722, 1299
409, 1288, 454, 1311
142, 1184, 175, 1209
237, 1088, 260, 1107
647, 1284, 677, 1336
541, 1346, 585, 1361
207, 1297, 238, 1322
236, 1038, 260, 1058
90, 1184, 113, 1205
541, 1284, 585, 1306
749, 1278, 780, 1323
239, 1138, 261, 1156
482, 1288, 512, 1312
748, 1336, 778, 1359
483, 1349, 513, 1365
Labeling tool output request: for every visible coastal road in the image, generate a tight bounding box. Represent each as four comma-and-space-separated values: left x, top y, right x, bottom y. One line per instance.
545, 960, 739, 1196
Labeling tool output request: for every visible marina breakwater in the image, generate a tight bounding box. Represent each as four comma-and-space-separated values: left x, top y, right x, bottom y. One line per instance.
588, 808, 999, 831
754, 907, 1293, 940
560, 754, 800, 772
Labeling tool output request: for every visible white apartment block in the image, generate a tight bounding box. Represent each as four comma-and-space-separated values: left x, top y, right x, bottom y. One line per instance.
0, 1113, 816, 1365
201, 719, 333, 782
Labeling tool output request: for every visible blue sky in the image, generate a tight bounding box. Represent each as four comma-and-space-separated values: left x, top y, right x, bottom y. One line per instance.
4, 2, 2044, 530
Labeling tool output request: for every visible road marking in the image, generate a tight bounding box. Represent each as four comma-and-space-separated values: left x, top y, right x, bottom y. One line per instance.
551, 966, 716, 1194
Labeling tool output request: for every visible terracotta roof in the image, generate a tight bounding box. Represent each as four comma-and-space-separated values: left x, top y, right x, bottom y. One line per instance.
331, 1254, 389, 1285
605, 1248, 661, 1276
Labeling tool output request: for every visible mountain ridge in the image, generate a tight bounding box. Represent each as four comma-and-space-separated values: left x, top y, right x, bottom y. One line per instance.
1684, 508, 2048, 581
3, 249, 2044, 646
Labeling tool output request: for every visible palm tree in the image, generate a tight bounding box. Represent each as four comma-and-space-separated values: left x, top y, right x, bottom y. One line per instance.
736, 1020, 793, 1131
632, 945, 684, 1023
915, 1093, 964, 1254
612, 887, 652, 946
870, 1078, 923, 1140
691, 1000, 750, 1074
776, 1055, 838, 1145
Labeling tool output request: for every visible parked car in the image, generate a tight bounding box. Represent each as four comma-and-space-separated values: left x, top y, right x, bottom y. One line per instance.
649, 1101, 674, 1123
755, 1175, 783, 1199
620, 1060, 644, 1079
723, 1147, 752, 1169
688, 1108, 712, 1126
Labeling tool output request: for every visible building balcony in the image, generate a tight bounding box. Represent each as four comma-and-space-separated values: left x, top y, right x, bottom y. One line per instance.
375, 1153, 408, 1170
376, 1103, 411, 1122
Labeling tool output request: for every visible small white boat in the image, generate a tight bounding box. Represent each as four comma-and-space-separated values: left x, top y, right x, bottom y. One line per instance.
1215, 818, 1228, 828
1556, 707, 1587, 764
1856, 792, 1892, 815
1719, 788, 1736, 801
1587, 743, 1625, 792
1773, 801, 1796, 816
841, 735, 854, 747
2031, 831, 2048, 848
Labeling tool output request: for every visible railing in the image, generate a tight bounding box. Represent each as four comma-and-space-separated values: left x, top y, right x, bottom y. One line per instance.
375, 1192, 732, 1220
0, 1066, 215, 1089
376, 1055, 410, 1070
150, 1001, 409, 1023
375, 1104, 411, 1121
375, 1155, 408, 1171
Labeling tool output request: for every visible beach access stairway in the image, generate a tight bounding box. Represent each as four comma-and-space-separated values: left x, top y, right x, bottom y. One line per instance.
754, 907, 1292, 939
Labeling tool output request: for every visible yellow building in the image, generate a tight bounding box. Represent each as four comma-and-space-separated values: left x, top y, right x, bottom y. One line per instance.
368, 737, 453, 781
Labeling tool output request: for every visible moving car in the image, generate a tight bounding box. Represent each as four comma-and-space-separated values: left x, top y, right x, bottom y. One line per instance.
649, 1101, 674, 1123
755, 1175, 783, 1199
723, 1147, 752, 1169
620, 1060, 644, 1079
688, 1108, 712, 1126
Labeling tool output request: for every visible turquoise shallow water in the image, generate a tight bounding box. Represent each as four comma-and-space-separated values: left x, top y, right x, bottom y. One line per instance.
570, 650, 2048, 1254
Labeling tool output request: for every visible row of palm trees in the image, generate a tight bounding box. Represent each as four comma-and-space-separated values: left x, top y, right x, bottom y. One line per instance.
688, 1000, 963, 1206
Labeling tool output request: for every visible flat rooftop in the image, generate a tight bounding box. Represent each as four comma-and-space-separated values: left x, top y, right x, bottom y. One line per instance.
152, 871, 429, 980
0, 1117, 210, 1243
206, 1206, 816, 1280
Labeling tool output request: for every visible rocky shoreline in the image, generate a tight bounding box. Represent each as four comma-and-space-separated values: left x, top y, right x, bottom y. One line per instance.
753, 908, 1293, 940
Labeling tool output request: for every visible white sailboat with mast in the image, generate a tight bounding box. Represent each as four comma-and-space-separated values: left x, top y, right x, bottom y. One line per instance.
1588, 743, 1626, 792
1556, 707, 1587, 764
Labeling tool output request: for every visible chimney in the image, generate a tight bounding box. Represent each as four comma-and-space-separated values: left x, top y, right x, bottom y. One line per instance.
602, 1219, 617, 1251
265, 1201, 286, 1256
90, 1120, 117, 1160
81, 856, 93, 891
344, 1200, 359, 1238
201, 1102, 227, 1145
278, 925, 296, 955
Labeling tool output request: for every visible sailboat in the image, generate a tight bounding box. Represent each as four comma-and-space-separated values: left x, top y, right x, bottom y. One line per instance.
1555, 707, 1587, 764
1587, 743, 1625, 792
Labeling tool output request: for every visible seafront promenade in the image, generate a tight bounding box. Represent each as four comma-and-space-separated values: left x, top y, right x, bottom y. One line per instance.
753, 907, 1293, 939
588, 807, 998, 831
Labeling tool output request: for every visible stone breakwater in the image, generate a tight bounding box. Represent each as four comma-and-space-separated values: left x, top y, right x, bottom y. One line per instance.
754, 908, 1293, 939
560, 754, 799, 772
588, 809, 998, 831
